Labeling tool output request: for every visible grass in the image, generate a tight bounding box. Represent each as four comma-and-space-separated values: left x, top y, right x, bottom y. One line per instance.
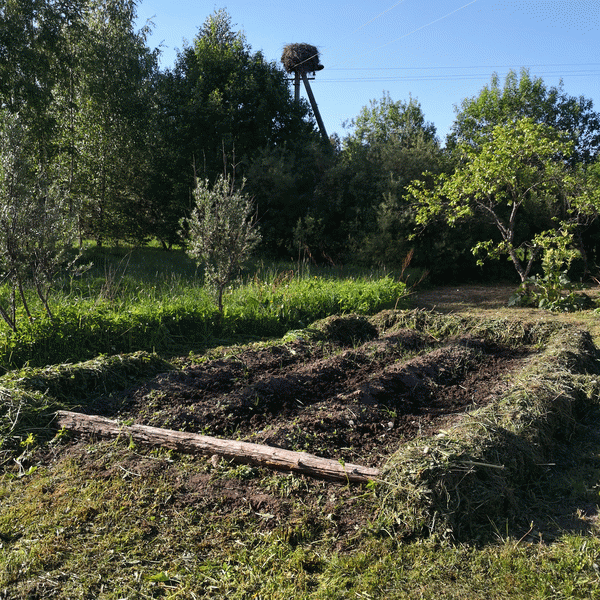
0, 248, 409, 370
1, 443, 600, 598
1, 246, 600, 598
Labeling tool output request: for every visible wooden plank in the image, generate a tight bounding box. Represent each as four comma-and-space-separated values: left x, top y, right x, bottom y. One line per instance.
55, 410, 380, 484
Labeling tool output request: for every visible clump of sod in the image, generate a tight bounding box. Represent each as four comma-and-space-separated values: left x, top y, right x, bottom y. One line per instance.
369, 308, 564, 347
281, 43, 324, 74
5, 351, 172, 399
376, 321, 600, 541
303, 314, 379, 346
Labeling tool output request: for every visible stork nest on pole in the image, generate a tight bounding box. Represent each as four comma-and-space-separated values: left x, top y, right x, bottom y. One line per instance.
281, 43, 324, 75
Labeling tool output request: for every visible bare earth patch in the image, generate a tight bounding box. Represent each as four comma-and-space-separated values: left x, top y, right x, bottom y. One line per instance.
49, 295, 538, 545
411, 284, 516, 311
97, 331, 531, 470
21, 286, 600, 551
4, 286, 600, 600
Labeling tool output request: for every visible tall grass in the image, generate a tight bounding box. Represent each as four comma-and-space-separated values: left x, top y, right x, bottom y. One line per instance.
0, 247, 410, 369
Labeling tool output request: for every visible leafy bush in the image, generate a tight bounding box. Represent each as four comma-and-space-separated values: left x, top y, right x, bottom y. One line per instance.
508, 228, 597, 312
508, 276, 596, 312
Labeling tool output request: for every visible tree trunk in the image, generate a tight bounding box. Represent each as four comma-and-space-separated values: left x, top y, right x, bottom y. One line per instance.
55, 410, 380, 484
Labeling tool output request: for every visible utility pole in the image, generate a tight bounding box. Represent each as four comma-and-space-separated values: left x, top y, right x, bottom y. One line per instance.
281, 43, 328, 143
300, 71, 327, 141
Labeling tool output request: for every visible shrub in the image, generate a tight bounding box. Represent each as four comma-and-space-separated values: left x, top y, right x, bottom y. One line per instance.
181, 173, 261, 314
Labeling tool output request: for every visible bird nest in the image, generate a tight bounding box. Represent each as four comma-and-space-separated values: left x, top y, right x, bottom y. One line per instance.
281, 43, 324, 75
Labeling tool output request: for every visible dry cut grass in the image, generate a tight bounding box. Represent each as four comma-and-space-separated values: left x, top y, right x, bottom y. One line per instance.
374, 310, 600, 540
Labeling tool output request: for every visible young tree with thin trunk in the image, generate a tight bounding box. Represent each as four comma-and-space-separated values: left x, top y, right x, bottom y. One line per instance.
181, 172, 261, 314
409, 118, 598, 285
0, 111, 77, 331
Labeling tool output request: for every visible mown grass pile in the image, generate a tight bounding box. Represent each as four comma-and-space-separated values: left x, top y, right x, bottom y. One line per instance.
0, 351, 173, 469
374, 310, 600, 541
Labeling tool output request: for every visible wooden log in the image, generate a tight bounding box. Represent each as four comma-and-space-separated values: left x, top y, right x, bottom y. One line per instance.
55, 410, 380, 484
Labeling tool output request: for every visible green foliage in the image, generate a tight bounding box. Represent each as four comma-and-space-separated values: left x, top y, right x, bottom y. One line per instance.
229, 273, 407, 335
0, 246, 408, 369
345, 92, 438, 151
410, 118, 595, 286
0, 111, 78, 331
58, 0, 159, 246
1, 0, 159, 247
0, 0, 83, 149
244, 139, 333, 257
354, 131, 451, 268
182, 174, 261, 313
149, 9, 317, 249
508, 227, 596, 311
299, 93, 449, 268
298, 142, 380, 262
448, 68, 600, 165
438, 69, 600, 281
7, 3, 600, 272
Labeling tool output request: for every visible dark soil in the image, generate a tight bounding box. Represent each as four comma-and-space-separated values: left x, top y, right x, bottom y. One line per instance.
89, 328, 532, 470
42, 287, 599, 543
56, 312, 531, 544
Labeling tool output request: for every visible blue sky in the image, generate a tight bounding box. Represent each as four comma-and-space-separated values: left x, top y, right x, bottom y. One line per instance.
136, 0, 600, 144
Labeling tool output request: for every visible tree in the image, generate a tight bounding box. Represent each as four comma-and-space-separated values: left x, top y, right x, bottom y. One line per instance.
356, 132, 451, 267
1, 0, 160, 247
409, 118, 598, 285
0, 0, 82, 128
0, 0, 87, 196
310, 93, 446, 267
345, 92, 437, 152
0, 111, 77, 331
181, 172, 261, 314
448, 69, 600, 165
150, 9, 316, 248
244, 138, 334, 258
57, 0, 159, 246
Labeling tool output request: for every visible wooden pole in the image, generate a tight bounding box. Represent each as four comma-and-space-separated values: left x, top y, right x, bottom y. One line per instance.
300, 71, 328, 142
294, 71, 301, 103
55, 410, 379, 484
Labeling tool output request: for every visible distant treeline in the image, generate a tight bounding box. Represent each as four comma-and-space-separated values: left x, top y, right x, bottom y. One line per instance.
2, 2, 600, 282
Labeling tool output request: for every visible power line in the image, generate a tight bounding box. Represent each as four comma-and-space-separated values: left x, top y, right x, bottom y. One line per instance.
331, 0, 479, 67
373, 0, 479, 52
327, 63, 600, 71
315, 70, 600, 83
287, 0, 414, 75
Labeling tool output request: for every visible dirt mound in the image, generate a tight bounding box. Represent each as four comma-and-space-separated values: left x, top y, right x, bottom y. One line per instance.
8, 303, 599, 549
